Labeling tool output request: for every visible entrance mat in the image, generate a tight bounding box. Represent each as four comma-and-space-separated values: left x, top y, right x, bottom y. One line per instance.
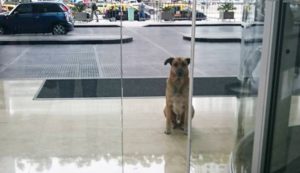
35, 77, 240, 99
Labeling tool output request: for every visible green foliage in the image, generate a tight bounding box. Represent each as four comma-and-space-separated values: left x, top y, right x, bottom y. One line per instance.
244, 4, 251, 12
162, 6, 173, 12
217, 3, 236, 12
72, 2, 86, 13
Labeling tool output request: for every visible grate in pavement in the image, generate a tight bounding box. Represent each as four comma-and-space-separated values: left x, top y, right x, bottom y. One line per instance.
0, 64, 100, 79
15, 52, 97, 65
0, 46, 103, 79
102, 64, 121, 78
79, 64, 100, 78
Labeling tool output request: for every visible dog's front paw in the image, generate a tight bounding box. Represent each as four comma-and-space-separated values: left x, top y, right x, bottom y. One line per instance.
164, 129, 171, 135
183, 128, 188, 135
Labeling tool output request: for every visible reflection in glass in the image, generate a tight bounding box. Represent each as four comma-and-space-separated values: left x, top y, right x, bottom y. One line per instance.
231, 0, 265, 173
268, 1, 300, 173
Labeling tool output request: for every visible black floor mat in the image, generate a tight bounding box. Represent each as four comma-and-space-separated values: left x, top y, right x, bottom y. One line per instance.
36, 77, 240, 98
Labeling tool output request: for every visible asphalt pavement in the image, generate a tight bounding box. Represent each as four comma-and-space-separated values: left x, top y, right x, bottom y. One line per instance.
0, 26, 242, 79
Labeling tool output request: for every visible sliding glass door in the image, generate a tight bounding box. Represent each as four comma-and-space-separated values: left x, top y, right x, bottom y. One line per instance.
260, 1, 300, 173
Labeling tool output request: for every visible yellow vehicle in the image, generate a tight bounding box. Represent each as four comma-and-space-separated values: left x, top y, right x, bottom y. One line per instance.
66, 3, 74, 9
104, 3, 128, 13
1, 0, 74, 12
2, 3, 16, 12
96, 2, 107, 14
162, 3, 190, 11
1, 0, 46, 12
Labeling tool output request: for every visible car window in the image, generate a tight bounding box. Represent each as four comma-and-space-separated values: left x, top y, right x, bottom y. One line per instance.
45, 4, 62, 12
33, 3, 62, 13
15, 4, 32, 14
32, 4, 44, 13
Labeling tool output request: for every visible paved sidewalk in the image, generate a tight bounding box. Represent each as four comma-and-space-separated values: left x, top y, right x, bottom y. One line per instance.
0, 35, 133, 45
74, 20, 242, 27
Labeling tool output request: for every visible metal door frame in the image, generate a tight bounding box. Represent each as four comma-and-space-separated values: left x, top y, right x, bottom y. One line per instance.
251, 0, 282, 172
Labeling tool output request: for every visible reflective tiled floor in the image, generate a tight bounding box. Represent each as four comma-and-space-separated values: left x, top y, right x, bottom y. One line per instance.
0, 80, 258, 173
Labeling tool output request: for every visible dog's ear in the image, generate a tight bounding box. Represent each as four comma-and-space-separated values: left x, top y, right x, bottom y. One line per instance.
185, 58, 191, 65
164, 57, 174, 66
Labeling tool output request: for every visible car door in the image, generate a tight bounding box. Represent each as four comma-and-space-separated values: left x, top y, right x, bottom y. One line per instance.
31, 4, 47, 33
9, 4, 35, 33
35, 3, 62, 33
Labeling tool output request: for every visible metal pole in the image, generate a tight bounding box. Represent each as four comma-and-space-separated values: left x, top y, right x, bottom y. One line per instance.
119, 0, 124, 173
186, 0, 197, 172
251, 0, 279, 173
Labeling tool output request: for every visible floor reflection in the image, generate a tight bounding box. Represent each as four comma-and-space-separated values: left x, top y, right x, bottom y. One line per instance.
191, 153, 229, 173
0, 155, 182, 173
6, 156, 122, 173
0, 80, 280, 173
0, 154, 234, 173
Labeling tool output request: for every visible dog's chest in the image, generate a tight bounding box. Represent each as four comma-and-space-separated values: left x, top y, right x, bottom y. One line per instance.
172, 96, 185, 115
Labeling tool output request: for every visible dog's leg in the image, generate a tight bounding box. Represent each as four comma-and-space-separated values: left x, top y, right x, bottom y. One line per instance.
172, 113, 177, 129
179, 114, 185, 130
192, 106, 195, 119
183, 106, 195, 134
183, 109, 189, 135
164, 106, 172, 135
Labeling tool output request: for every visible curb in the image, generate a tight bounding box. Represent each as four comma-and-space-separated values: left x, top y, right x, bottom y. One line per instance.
183, 35, 263, 43
0, 36, 133, 45
183, 35, 241, 43
73, 21, 265, 28
144, 23, 241, 27
74, 25, 120, 28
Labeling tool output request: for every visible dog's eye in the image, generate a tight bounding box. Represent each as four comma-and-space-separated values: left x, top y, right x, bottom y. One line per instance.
173, 62, 178, 67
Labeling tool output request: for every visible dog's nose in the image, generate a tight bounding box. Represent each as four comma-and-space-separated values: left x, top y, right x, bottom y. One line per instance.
176, 69, 184, 77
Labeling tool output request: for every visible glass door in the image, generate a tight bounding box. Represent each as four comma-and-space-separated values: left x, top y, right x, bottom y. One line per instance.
0, 1, 124, 173
119, 1, 193, 173
189, 0, 266, 172
262, 1, 300, 172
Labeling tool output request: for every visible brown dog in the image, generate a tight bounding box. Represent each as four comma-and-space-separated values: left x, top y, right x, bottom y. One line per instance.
164, 57, 194, 135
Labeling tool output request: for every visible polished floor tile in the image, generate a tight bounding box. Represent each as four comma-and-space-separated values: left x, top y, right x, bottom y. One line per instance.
0, 80, 268, 173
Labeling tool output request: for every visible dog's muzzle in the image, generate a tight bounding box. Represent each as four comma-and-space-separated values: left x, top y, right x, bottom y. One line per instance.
176, 69, 184, 77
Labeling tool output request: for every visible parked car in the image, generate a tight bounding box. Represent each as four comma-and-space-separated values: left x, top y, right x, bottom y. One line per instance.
1, 3, 16, 12
1, 0, 23, 12
104, 8, 151, 21
0, 2, 74, 35
181, 9, 207, 21
161, 7, 207, 21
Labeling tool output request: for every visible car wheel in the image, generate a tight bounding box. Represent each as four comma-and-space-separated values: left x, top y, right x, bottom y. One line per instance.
52, 24, 66, 35
0, 26, 5, 35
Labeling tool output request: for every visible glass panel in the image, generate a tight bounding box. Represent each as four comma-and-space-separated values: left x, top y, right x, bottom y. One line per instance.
0, 1, 123, 173
231, 0, 265, 173
119, 2, 192, 173
268, 1, 300, 173
190, 0, 265, 172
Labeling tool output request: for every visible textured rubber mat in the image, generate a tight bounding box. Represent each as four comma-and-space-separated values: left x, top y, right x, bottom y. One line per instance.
35, 77, 240, 99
